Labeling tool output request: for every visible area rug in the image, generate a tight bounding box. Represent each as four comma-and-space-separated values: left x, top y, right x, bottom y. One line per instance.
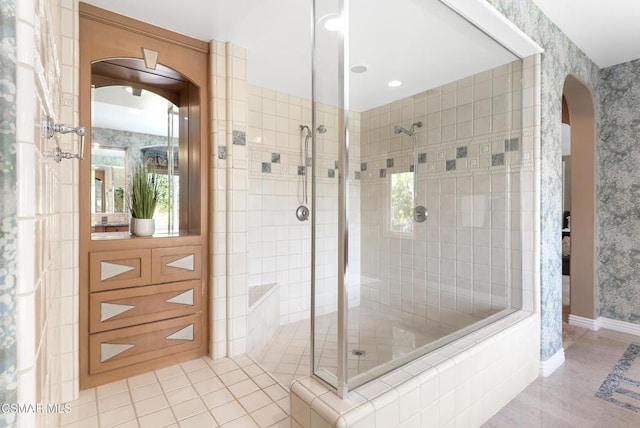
595, 343, 640, 412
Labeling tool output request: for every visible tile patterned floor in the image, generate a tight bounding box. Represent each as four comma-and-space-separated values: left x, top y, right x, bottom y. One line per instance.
62, 317, 640, 427
254, 305, 494, 387
61, 356, 290, 428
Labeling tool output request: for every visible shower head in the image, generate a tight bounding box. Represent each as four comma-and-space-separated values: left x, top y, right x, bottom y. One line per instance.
394, 125, 413, 136
394, 122, 423, 137
300, 124, 311, 135
317, 124, 327, 134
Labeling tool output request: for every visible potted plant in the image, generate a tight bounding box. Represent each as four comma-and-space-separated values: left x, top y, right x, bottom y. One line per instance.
129, 163, 158, 236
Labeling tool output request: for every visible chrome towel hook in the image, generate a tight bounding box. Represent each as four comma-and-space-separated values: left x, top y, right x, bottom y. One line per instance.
43, 115, 86, 162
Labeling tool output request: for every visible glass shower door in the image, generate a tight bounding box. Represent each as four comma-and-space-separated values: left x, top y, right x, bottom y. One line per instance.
311, 0, 526, 396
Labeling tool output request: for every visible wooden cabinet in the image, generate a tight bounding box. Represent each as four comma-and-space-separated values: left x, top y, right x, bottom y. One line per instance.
79, 4, 210, 388
89, 279, 202, 333
89, 249, 152, 292
89, 314, 202, 374
85, 244, 207, 381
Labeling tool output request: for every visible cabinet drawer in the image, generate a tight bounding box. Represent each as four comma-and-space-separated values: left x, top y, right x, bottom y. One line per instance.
89, 280, 202, 333
151, 246, 201, 284
90, 249, 151, 292
90, 314, 202, 374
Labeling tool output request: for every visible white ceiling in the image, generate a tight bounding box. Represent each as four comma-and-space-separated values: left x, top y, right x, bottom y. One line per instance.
532, 0, 640, 68
93, 86, 178, 136
83, 0, 527, 114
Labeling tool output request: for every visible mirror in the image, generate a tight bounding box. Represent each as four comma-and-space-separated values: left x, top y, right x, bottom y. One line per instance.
92, 147, 126, 215
90, 59, 194, 237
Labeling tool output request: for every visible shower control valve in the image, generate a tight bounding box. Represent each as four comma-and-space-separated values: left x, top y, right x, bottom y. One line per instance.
296, 205, 310, 221
415, 206, 427, 223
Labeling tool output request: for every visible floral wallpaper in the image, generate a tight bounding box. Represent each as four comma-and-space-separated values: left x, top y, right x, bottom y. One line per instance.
487, 0, 601, 361
92, 127, 177, 173
598, 59, 640, 323
0, 0, 17, 425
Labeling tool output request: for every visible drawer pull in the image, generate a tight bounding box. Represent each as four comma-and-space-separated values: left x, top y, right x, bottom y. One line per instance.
166, 254, 194, 271
101, 343, 134, 362
101, 261, 135, 281
101, 303, 135, 321
166, 324, 193, 341
165, 289, 194, 306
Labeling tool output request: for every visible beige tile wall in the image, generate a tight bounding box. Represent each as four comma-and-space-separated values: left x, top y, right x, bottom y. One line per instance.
15, 0, 80, 426
358, 58, 537, 325
210, 41, 250, 358
246, 86, 362, 332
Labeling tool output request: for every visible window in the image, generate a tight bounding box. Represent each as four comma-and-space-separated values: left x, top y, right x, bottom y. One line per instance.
390, 172, 414, 234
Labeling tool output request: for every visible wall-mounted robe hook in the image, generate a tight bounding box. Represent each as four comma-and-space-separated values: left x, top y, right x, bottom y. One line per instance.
43, 115, 86, 162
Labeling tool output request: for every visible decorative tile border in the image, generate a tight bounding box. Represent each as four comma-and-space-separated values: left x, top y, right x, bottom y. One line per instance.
232, 130, 246, 145
250, 146, 352, 182
492, 153, 505, 166
595, 343, 640, 413
218, 145, 227, 160
358, 133, 529, 180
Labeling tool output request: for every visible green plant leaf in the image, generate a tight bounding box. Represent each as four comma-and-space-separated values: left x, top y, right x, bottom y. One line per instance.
129, 163, 158, 219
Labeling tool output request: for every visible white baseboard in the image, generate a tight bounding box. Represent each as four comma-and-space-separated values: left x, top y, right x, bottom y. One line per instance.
568, 314, 600, 331
598, 317, 640, 336
540, 347, 565, 377
567, 314, 640, 337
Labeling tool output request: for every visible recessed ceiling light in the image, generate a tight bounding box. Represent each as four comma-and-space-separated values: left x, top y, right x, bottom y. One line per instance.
351, 65, 368, 73
323, 17, 342, 32
388, 80, 402, 87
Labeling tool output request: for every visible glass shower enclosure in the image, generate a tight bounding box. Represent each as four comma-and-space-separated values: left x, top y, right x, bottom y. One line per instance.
311, 0, 527, 396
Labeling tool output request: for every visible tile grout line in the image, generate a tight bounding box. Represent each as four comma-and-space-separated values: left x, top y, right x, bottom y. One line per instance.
125, 376, 140, 428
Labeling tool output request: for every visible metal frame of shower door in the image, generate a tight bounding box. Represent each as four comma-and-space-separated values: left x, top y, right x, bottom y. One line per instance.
336, 0, 350, 399
310, 0, 318, 395
309, 0, 350, 399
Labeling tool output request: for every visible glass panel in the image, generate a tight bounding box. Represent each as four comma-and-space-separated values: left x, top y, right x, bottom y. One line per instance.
312, 0, 527, 394
312, 0, 342, 390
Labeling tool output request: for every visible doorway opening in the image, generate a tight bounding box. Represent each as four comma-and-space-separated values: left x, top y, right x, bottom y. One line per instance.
561, 96, 571, 323
561, 74, 597, 347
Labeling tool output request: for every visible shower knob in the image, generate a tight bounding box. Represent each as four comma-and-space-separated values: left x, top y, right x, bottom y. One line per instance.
414, 206, 427, 223
296, 205, 310, 221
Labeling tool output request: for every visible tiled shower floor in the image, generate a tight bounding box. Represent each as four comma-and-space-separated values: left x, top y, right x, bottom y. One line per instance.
254, 305, 486, 387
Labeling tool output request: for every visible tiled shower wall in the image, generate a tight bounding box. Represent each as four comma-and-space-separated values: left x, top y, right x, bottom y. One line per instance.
246, 86, 313, 326
210, 41, 249, 358
11, 0, 80, 426
246, 86, 361, 333
359, 59, 536, 326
